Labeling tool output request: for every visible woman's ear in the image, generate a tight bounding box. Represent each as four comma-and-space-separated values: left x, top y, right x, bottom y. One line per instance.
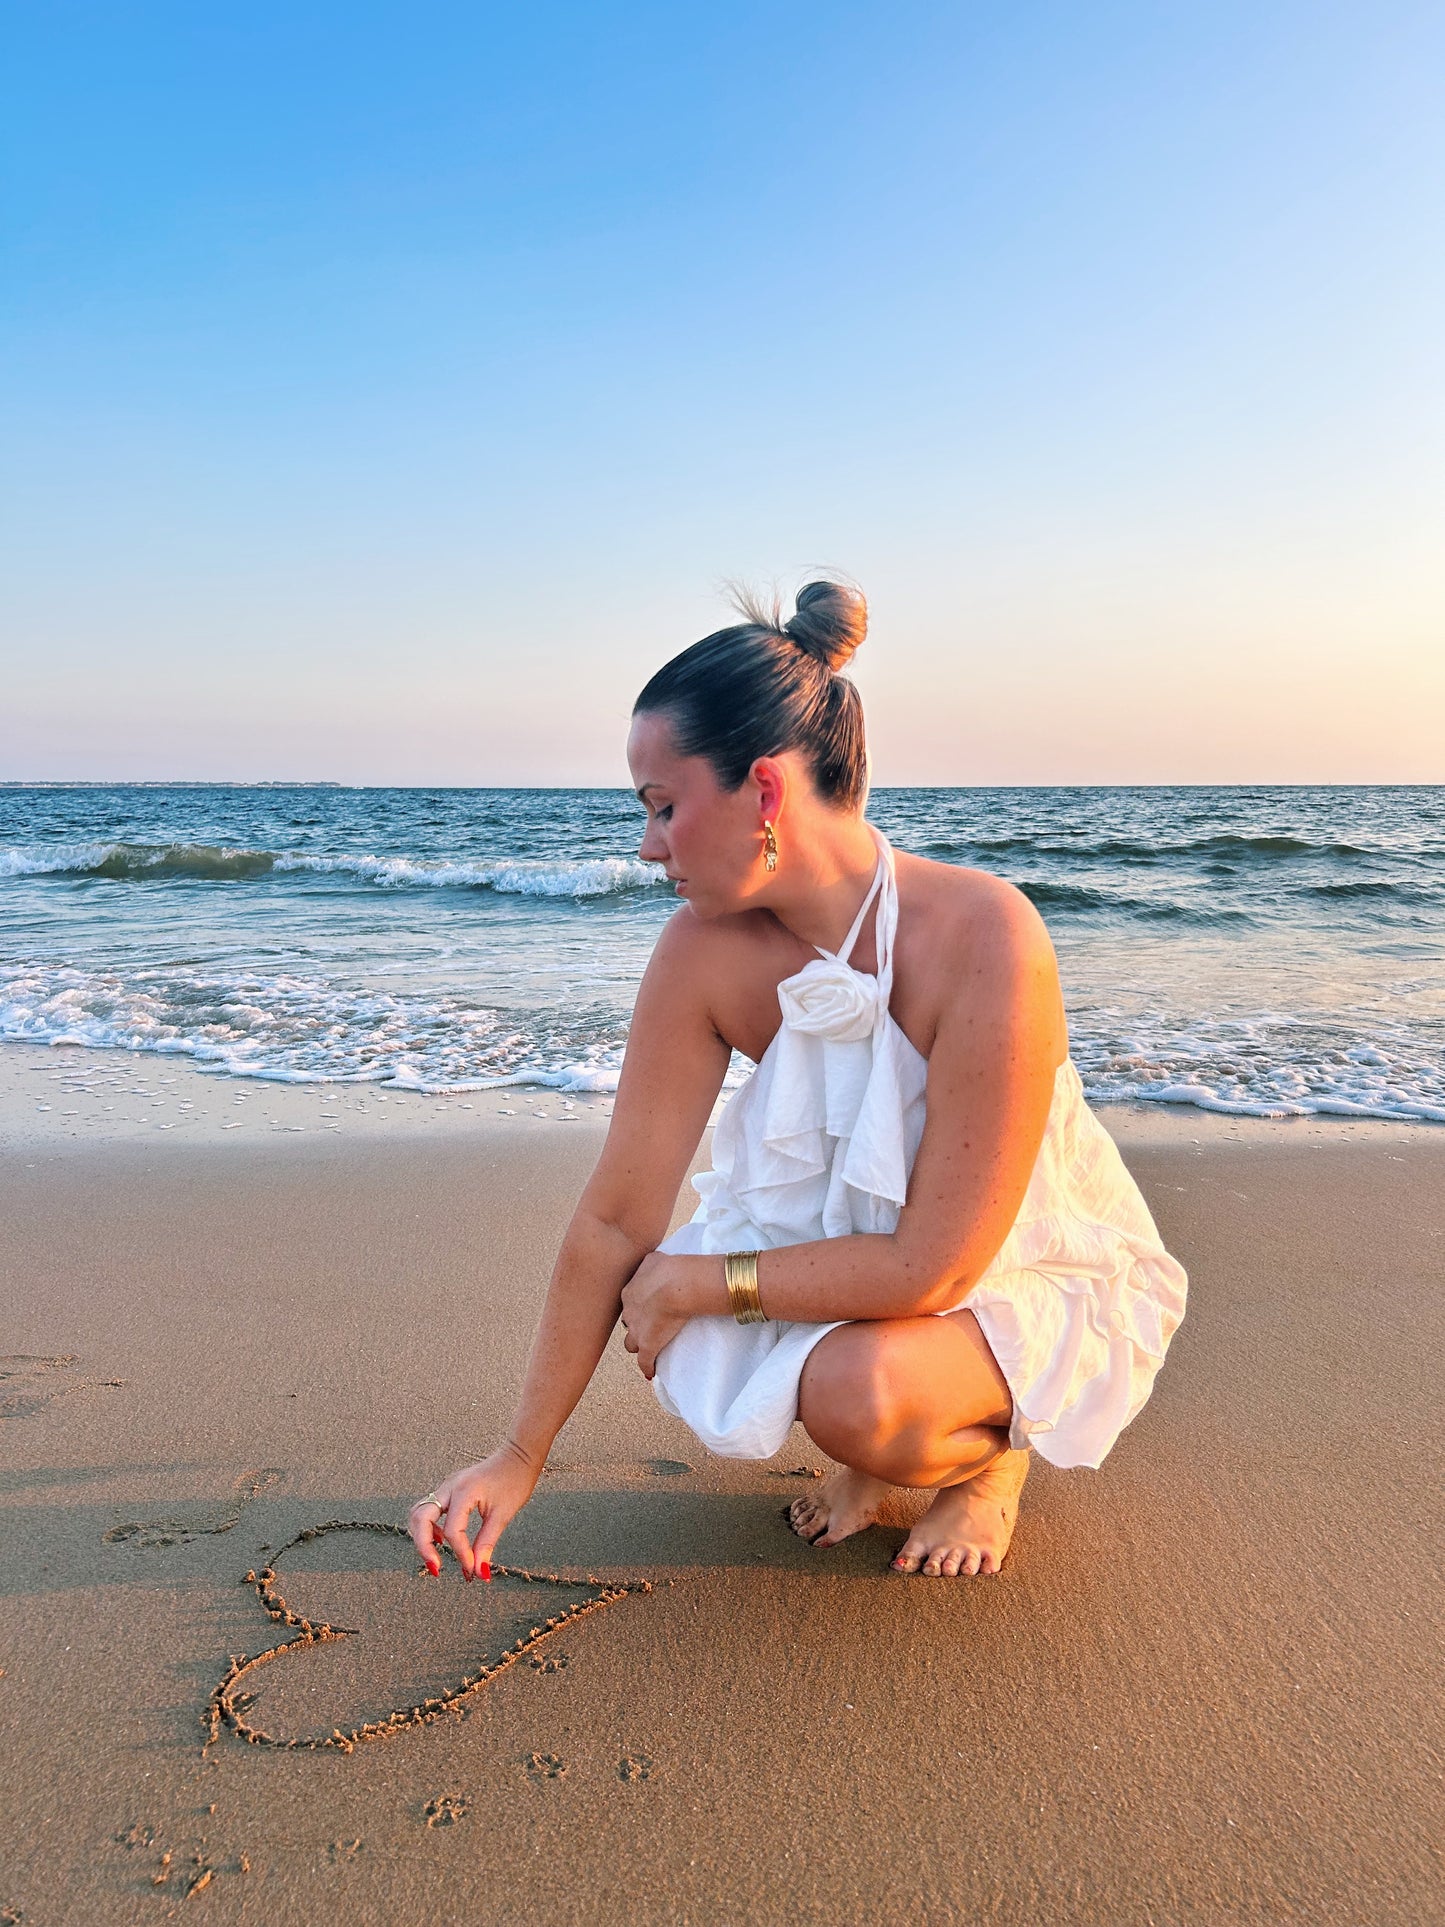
751, 756, 787, 825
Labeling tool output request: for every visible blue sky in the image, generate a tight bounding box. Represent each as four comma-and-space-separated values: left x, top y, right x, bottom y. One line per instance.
2, 2, 1442, 784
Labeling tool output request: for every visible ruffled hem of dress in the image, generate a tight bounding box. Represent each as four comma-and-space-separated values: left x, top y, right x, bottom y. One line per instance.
967, 1248, 1187, 1471
972, 1217, 1188, 1367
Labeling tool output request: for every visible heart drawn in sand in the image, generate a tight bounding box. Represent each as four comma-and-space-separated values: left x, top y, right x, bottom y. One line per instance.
207, 1519, 652, 1754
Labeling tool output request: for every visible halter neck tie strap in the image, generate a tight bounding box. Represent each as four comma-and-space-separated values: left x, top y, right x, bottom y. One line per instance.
818, 858, 885, 968
815, 824, 896, 991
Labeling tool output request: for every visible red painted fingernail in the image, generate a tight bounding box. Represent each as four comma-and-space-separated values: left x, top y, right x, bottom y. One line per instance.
481, 1561, 491, 1582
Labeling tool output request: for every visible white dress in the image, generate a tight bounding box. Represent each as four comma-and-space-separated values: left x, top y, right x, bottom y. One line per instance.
650, 824, 1188, 1471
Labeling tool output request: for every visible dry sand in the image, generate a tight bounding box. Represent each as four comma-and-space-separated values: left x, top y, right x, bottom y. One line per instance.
1, 1043, 1441, 1924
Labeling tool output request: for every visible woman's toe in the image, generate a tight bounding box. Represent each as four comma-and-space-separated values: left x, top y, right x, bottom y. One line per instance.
891, 1540, 924, 1573
921, 1548, 945, 1576
960, 1547, 982, 1576
939, 1548, 964, 1577
978, 1549, 999, 1575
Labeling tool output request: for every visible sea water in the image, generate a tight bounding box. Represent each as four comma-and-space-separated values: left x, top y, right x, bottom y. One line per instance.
1, 784, 1441, 1120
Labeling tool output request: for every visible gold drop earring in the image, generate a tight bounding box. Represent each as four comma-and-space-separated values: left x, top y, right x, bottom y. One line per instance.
763, 820, 779, 872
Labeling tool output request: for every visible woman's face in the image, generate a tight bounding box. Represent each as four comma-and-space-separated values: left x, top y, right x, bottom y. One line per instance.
626, 710, 765, 917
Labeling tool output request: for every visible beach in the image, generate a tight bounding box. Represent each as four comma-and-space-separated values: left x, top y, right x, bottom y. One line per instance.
2, 1046, 1440, 1925
8, 0, 1444, 1912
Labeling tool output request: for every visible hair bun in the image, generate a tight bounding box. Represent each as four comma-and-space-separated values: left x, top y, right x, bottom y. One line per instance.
782, 580, 868, 673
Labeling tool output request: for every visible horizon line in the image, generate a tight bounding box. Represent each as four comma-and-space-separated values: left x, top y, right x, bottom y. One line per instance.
3, 778, 1442, 793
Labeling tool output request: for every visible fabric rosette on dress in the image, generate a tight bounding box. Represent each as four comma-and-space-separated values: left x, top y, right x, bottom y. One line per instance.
775, 954, 881, 1042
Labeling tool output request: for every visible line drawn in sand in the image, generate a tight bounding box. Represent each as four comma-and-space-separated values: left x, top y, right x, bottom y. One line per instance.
0, 1354, 125, 1422
104, 1467, 285, 1548
206, 1519, 653, 1755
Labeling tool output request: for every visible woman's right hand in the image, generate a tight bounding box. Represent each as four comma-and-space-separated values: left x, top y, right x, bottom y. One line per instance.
408, 1440, 541, 1581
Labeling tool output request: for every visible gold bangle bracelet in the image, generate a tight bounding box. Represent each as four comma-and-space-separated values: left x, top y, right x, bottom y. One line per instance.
724, 1249, 767, 1324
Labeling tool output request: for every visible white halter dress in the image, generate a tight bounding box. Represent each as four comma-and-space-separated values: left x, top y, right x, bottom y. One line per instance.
650, 824, 1187, 1471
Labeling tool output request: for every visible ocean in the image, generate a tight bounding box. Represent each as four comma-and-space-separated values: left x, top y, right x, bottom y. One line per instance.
2, 783, 1441, 1120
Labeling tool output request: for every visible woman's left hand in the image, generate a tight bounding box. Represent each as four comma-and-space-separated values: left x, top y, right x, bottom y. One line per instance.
619, 1251, 708, 1380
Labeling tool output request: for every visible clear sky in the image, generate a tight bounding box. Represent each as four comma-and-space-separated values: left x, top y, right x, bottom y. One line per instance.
2, 1, 1441, 786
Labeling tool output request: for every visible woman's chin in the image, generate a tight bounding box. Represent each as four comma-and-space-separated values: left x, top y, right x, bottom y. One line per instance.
670, 878, 748, 919
677, 882, 719, 917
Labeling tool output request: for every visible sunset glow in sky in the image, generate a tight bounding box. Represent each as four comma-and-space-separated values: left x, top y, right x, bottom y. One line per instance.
2, 3, 1442, 785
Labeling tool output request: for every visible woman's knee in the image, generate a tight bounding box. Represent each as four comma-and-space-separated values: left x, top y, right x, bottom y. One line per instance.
798, 1326, 913, 1462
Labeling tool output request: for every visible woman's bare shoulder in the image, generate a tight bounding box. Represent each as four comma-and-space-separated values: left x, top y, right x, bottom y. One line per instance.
897, 848, 1053, 955
642, 900, 796, 1059
648, 898, 786, 971
893, 850, 1062, 1049
643, 898, 785, 994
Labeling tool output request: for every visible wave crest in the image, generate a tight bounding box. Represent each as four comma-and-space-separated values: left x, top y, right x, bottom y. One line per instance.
0, 842, 662, 897
274, 852, 659, 896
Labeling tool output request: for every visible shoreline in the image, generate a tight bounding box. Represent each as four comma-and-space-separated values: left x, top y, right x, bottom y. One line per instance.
2, 1037, 1438, 1161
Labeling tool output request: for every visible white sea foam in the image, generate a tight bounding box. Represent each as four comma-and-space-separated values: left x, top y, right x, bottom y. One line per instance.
1, 960, 1441, 1118
0, 960, 639, 1094
1070, 1018, 1445, 1122
0, 841, 118, 878
272, 852, 659, 896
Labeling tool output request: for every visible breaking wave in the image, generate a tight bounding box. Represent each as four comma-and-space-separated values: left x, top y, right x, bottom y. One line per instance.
0, 842, 662, 897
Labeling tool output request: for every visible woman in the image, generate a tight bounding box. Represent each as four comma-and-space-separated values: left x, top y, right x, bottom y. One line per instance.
410, 581, 1187, 1582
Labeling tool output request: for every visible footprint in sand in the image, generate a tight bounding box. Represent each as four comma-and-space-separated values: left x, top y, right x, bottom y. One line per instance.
149, 1847, 238, 1894
524, 1752, 566, 1781
617, 1754, 653, 1783
208, 1520, 652, 1754
423, 1796, 468, 1827
104, 1467, 284, 1548
0, 1355, 124, 1423
528, 1651, 569, 1674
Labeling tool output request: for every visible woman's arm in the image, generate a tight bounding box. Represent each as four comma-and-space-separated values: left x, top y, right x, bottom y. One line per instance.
621, 883, 1065, 1370
410, 908, 730, 1575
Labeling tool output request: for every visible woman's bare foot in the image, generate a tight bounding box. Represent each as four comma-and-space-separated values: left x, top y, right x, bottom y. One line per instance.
890, 1448, 1030, 1577
786, 1466, 924, 1548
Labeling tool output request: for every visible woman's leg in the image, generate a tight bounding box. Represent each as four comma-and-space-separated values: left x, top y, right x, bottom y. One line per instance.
787, 1307, 1029, 1576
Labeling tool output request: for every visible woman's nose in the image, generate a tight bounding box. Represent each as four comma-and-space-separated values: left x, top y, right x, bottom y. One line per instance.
639, 820, 667, 863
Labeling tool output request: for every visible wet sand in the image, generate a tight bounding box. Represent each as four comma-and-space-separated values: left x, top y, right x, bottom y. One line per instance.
1, 1056, 1441, 1925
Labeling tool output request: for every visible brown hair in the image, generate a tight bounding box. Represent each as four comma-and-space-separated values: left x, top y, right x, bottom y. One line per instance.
632, 580, 870, 809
